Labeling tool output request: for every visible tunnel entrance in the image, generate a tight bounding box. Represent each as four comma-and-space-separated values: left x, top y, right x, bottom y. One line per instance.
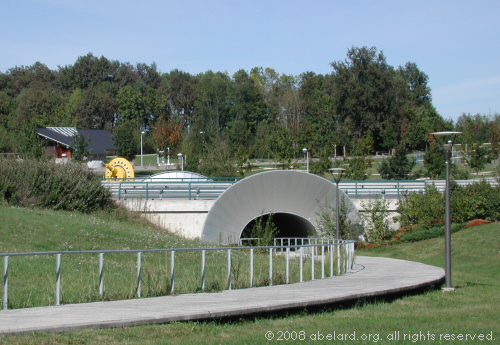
241, 212, 316, 239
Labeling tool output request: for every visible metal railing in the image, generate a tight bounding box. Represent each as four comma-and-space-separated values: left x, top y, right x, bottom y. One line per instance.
102, 179, 499, 201
1, 240, 355, 310
103, 179, 433, 201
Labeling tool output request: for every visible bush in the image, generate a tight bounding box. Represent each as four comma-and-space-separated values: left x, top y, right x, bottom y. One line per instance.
400, 223, 463, 243
397, 180, 500, 227
361, 197, 392, 246
397, 184, 444, 227
450, 180, 500, 222
0, 158, 114, 213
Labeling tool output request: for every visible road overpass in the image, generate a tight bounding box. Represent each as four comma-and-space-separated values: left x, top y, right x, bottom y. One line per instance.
105, 173, 496, 244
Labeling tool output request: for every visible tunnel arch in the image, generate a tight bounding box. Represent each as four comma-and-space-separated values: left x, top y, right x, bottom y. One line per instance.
241, 212, 316, 239
201, 170, 361, 244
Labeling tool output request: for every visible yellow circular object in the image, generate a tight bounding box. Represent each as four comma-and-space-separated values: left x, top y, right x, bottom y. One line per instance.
102, 157, 135, 181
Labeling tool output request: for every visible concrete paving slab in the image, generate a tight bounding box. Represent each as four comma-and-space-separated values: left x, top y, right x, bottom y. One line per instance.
0, 256, 444, 335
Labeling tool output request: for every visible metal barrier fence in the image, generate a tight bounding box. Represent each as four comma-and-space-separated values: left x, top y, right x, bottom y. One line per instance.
103, 178, 498, 201
1, 240, 355, 310
103, 179, 432, 200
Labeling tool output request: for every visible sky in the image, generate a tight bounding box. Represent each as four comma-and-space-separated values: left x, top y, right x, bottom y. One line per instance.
1, 0, 499, 122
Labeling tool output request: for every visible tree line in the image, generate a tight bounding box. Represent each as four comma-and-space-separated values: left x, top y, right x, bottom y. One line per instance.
1, 46, 498, 178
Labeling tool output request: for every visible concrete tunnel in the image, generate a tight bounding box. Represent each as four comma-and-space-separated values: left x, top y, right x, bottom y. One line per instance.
201, 170, 362, 244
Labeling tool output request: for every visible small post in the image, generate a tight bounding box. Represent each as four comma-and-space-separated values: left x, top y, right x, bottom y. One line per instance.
330, 244, 334, 277
311, 245, 315, 280
250, 248, 254, 288
337, 243, 341, 276
3, 256, 8, 310
321, 245, 325, 279
170, 251, 175, 293
201, 250, 206, 291
98, 253, 104, 299
299, 247, 303, 282
137, 252, 142, 298
269, 248, 273, 286
56, 254, 61, 306
227, 249, 231, 290
286, 247, 290, 284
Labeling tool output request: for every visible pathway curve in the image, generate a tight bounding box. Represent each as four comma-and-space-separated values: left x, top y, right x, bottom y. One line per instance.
0, 256, 444, 335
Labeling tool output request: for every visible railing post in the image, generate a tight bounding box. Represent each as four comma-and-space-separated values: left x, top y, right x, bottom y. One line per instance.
299, 247, 303, 282
170, 251, 175, 293
269, 248, 273, 286
227, 249, 231, 290
137, 252, 142, 298
330, 244, 334, 277
311, 245, 315, 281
118, 182, 122, 200
250, 248, 254, 288
201, 250, 205, 291
56, 254, 61, 306
3, 256, 8, 310
321, 245, 325, 279
286, 247, 290, 284
337, 243, 341, 276
188, 182, 192, 200
99, 253, 104, 299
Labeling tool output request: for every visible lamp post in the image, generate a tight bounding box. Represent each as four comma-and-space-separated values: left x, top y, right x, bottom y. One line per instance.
140, 131, 145, 167
200, 131, 205, 153
177, 153, 183, 171
302, 148, 309, 173
431, 131, 462, 291
330, 168, 345, 241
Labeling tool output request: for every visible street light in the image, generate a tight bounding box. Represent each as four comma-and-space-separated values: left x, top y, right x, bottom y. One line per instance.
302, 148, 309, 173
431, 131, 462, 291
177, 153, 183, 171
330, 168, 345, 241
140, 131, 145, 167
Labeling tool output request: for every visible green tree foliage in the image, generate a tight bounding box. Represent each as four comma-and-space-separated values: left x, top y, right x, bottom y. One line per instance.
469, 144, 490, 176
361, 197, 392, 246
378, 145, 416, 180
71, 133, 92, 161
315, 198, 356, 240
112, 120, 138, 162
3, 49, 496, 173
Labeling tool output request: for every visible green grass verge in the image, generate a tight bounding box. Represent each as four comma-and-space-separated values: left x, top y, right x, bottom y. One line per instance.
0, 204, 346, 309
1, 206, 498, 344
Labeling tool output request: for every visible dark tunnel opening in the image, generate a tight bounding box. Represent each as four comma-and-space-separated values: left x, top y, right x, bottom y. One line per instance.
241, 213, 315, 239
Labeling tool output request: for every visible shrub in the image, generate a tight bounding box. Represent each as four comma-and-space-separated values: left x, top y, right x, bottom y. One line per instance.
361, 197, 392, 246
0, 158, 114, 213
397, 183, 444, 227
450, 180, 500, 222
397, 180, 500, 227
400, 223, 463, 243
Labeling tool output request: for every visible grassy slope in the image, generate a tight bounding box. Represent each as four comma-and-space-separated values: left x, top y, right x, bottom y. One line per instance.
1, 206, 499, 344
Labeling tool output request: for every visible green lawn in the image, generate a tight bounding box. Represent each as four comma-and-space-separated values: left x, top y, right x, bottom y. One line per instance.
1, 204, 498, 344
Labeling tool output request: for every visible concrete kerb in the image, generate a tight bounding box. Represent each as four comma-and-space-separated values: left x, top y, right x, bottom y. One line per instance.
0, 256, 445, 336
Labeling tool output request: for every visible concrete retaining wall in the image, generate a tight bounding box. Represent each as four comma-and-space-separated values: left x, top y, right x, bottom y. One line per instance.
118, 197, 401, 240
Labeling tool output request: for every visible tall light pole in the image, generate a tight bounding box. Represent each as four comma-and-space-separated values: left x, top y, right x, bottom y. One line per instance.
302, 148, 309, 173
330, 168, 345, 241
431, 131, 462, 291
177, 153, 183, 171
140, 131, 145, 167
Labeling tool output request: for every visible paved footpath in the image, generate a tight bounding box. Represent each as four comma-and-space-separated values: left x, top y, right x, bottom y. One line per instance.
0, 256, 444, 335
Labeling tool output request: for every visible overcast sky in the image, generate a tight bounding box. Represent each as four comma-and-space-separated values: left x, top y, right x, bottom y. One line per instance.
2, 0, 499, 122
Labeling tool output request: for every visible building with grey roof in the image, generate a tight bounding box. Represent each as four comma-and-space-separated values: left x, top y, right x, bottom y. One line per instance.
36, 127, 116, 162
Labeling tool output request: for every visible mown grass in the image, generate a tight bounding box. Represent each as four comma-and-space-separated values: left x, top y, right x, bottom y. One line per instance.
0, 204, 347, 309
2, 217, 498, 344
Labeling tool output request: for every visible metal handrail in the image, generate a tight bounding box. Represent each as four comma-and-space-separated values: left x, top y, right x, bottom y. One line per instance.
1, 240, 356, 310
